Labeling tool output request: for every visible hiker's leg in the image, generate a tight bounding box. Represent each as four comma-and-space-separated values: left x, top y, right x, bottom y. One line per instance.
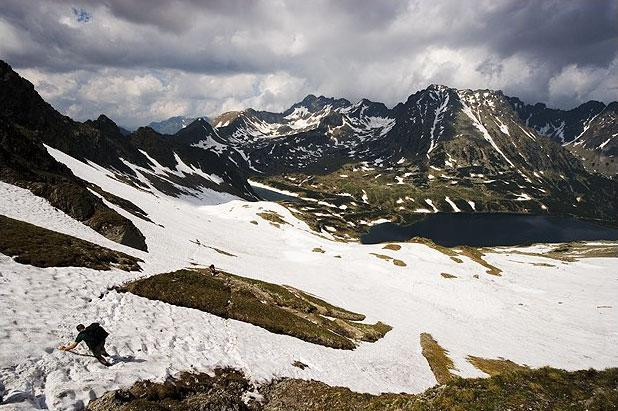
101, 338, 109, 357
94, 354, 111, 366
91, 343, 111, 366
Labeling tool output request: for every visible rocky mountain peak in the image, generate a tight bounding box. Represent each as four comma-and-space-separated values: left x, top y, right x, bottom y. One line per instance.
288, 94, 351, 114
174, 117, 218, 142
93, 114, 120, 130
344, 98, 391, 118
426, 84, 452, 93
147, 115, 209, 135
606, 101, 618, 112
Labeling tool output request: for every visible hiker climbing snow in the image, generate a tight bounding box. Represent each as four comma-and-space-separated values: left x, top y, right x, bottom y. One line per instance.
59, 323, 112, 366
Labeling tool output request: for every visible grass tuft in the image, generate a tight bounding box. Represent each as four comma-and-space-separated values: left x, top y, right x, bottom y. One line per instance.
90, 366, 618, 411
0, 214, 141, 271
467, 356, 528, 376
257, 211, 289, 228
370, 252, 406, 267
370, 252, 392, 261
420, 332, 456, 384
458, 246, 502, 276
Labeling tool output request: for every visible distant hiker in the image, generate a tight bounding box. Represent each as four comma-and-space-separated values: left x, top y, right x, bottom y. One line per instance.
59, 323, 111, 366
209, 264, 217, 275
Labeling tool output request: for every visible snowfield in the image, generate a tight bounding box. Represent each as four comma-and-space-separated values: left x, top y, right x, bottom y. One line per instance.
0, 148, 617, 410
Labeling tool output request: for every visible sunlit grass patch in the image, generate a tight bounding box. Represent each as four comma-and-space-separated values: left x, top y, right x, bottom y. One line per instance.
467, 355, 528, 376
90, 366, 618, 411
257, 211, 289, 228
408, 237, 458, 256
0, 214, 141, 271
122, 269, 391, 350
370, 252, 392, 260
506, 241, 618, 262
420, 332, 456, 384
458, 246, 502, 276
370, 252, 407, 267
409, 237, 501, 274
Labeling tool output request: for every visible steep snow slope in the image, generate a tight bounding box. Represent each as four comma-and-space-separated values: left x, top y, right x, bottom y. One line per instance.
0, 147, 617, 410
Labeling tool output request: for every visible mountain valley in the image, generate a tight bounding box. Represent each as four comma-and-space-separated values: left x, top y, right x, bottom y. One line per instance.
0, 59, 617, 410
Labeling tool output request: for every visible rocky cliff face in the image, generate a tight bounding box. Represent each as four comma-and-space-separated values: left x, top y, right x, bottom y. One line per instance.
0, 61, 148, 251
0, 60, 260, 250
565, 103, 618, 178
508, 97, 616, 178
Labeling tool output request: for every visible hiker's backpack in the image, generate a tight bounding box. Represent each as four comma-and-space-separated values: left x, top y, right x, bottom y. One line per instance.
86, 322, 109, 343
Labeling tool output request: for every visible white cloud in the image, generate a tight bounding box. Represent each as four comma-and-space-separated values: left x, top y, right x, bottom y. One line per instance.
2, 0, 616, 126
548, 58, 618, 106
18, 67, 310, 128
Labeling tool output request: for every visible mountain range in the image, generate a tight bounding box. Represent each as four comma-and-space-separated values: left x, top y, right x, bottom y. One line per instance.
212, 87, 616, 178
207, 85, 617, 237
1, 59, 616, 242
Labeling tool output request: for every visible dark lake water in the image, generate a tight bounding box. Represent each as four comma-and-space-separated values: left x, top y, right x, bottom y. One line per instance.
361, 213, 618, 247
251, 183, 300, 202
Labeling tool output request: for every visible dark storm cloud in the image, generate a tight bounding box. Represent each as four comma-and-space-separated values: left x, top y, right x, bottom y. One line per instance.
0, 0, 281, 74
468, 1, 618, 66
0, 0, 615, 127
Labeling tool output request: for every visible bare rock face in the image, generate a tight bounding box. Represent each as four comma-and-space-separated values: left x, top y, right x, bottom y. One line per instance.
0, 119, 148, 251
509, 97, 617, 178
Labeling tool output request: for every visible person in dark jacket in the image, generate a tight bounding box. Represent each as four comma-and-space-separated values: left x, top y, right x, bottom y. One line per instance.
59, 323, 112, 366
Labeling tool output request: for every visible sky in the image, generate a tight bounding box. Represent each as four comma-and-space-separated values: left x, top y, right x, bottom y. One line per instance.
1, 0, 617, 128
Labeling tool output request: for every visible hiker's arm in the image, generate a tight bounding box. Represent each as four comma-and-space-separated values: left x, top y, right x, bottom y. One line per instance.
59, 341, 79, 351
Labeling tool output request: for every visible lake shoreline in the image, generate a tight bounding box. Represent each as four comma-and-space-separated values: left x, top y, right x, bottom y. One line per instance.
361, 213, 618, 247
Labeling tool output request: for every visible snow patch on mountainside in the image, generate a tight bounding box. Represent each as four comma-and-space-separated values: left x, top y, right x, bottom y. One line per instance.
458, 92, 516, 168
173, 153, 223, 184
190, 125, 228, 154
445, 196, 461, 212
428, 93, 450, 154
